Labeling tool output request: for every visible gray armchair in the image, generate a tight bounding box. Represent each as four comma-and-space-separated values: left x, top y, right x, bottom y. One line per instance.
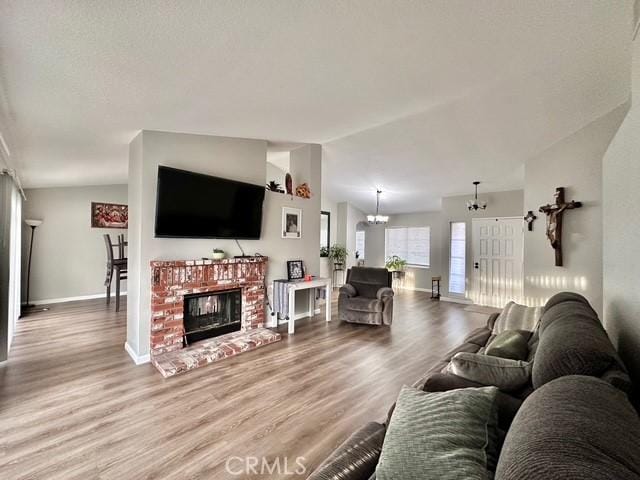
338, 267, 394, 325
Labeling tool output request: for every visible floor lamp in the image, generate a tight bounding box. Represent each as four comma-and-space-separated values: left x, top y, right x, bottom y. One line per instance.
23, 219, 48, 313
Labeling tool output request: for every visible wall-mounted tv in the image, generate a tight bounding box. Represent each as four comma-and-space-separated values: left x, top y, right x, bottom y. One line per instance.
154, 166, 265, 239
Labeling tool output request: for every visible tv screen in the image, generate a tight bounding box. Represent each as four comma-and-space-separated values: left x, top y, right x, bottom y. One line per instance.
154, 166, 265, 239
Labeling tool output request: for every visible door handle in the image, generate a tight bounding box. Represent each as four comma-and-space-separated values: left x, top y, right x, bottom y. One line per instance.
474, 262, 479, 269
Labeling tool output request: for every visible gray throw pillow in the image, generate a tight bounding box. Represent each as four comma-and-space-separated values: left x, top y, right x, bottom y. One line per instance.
485, 330, 529, 360
448, 352, 531, 392
376, 385, 498, 480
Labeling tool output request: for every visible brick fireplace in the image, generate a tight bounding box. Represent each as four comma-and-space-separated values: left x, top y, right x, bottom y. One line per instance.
149, 257, 281, 377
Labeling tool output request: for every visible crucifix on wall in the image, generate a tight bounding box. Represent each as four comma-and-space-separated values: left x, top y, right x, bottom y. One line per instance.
539, 187, 582, 267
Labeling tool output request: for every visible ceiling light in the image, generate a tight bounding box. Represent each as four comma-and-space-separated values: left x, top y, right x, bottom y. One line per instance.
466, 181, 487, 211
367, 190, 389, 224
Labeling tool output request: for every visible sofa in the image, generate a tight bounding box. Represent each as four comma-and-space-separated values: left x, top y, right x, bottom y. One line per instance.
308, 292, 640, 480
338, 267, 394, 326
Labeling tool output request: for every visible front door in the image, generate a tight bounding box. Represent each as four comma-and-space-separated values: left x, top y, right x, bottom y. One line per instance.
471, 217, 523, 307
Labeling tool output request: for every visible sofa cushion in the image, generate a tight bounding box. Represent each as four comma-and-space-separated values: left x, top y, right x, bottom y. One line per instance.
307, 422, 386, 480
543, 291, 595, 312
462, 327, 492, 346
485, 330, 529, 361
493, 301, 542, 334
496, 375, 640, 480
447, 352, 531, 392
377, 385, 499, 480
346, 296, 383, 313
423, 373, 524, 432
532, 300, 630, 390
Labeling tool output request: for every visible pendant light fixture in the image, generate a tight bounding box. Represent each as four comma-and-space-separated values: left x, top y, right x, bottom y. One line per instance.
466, 181, 488, 211
367, 189, 389, 224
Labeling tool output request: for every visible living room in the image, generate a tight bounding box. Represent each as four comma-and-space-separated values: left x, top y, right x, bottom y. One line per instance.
1, 2, 640, 479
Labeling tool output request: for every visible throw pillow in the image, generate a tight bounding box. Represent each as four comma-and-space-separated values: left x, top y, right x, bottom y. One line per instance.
493, 302, 542, 335
485, 330, 529, 361
448, 352, 531, 392
376, 385, 499, 480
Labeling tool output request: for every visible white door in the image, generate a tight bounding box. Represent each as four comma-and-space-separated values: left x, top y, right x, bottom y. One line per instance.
471, 217, 523, 307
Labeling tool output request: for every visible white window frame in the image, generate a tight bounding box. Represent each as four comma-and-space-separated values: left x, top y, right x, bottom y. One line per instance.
384, 226, 430, 268
449, 221, 466, 295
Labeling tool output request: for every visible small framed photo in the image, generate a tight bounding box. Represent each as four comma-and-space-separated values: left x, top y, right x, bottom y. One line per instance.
282, 207, 302, 239
287, 260, 305, 281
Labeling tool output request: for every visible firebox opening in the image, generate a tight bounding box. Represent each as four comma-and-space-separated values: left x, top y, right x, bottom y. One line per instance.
183, 289, 242, 345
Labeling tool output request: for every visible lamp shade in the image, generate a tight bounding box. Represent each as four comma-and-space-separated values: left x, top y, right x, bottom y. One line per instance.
25, 219, 43, 227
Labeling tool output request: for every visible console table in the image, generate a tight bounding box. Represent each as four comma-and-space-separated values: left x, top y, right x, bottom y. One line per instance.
273, 277, 332, 334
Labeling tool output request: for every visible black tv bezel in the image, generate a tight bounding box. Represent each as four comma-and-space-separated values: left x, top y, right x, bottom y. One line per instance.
153, 165, 265, 240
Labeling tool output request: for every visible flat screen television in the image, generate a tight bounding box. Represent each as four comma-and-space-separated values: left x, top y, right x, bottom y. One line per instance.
154, 166, 265, 239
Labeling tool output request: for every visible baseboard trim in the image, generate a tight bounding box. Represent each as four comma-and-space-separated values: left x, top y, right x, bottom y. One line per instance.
26, 291, 127, 306
441, 296, 473, 305
397, 286, 431, 293
124, 342, 150, 365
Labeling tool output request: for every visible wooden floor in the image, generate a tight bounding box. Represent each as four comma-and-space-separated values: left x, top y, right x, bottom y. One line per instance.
0, 291, 488, 480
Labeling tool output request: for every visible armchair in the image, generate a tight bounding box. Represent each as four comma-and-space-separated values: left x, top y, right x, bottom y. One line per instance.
338, 267, 394, 325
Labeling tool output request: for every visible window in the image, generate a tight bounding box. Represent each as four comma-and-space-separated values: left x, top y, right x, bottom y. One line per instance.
355, 230, 365, 260
385, 227, 430, 267
449, 222, 466, 295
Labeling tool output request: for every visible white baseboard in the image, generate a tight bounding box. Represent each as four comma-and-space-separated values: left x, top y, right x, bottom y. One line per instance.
124, 342, 150, 365
397, 286, 431, 293
26, 291, 127, 306
441, 295, 473, 305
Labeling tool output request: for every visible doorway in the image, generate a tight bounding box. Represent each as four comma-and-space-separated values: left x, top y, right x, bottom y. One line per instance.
471, 217, 523, 307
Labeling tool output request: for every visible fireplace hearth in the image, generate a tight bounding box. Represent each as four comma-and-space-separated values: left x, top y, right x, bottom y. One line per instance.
183, 289, 241, 345
150, 257, 281, 377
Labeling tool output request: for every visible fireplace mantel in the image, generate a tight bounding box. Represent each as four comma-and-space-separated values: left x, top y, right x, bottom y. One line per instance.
149, 256, 280, 377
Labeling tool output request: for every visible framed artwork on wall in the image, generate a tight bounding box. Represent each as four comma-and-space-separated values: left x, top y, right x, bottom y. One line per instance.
287, 260, 305, 281
282, 207, 302, 238
91, 202, 128, 229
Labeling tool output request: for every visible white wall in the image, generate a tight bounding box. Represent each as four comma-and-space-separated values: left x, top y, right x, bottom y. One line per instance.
364, 212, 443, 291
440, 190, 524, 298
21, 184, 128, 302
603, 38, 640, 384
523, 104, 627, 315
126, 131, 321, 360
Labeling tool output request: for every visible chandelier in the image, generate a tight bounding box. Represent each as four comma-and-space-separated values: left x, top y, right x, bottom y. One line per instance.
466, 181, 487, 211
367, 190, 389, 224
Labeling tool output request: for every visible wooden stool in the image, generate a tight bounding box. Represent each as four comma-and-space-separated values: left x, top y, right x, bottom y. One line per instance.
431, 276, 441, 300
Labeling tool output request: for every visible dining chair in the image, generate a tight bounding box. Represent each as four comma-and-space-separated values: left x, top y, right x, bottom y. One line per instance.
103, 234, 128, 312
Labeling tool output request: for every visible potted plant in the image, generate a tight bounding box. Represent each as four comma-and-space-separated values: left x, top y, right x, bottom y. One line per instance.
266, 180, 285, 193
385, 255, 407, 279
328, 244, 348, 268
212, 248, 226, 260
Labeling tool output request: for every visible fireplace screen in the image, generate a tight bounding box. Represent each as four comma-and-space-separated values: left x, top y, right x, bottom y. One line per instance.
183, 289, 242, 345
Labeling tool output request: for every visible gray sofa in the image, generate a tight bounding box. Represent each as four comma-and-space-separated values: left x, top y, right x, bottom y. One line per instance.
308, 292, 640, 480
338, 267, 394, 326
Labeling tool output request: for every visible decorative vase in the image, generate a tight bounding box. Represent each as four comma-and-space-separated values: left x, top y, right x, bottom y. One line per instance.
212, 251, 226, 260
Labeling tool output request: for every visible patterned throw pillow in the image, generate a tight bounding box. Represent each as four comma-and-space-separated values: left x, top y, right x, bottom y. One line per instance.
493, 302, 543, 335
376, 385, 498, 480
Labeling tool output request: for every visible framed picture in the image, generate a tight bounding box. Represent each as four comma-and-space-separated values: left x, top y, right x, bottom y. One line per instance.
91, 202, 128, 229
287, 260, 305, 281
282, 207, 302, 238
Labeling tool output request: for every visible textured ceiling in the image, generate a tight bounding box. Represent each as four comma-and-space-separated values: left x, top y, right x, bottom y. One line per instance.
0, 1, 633, 212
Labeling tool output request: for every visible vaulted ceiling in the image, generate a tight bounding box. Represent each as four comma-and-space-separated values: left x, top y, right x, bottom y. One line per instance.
0, 1, 633, 213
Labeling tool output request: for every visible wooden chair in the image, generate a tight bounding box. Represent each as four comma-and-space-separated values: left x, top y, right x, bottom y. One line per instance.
103, 234, 127, 312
